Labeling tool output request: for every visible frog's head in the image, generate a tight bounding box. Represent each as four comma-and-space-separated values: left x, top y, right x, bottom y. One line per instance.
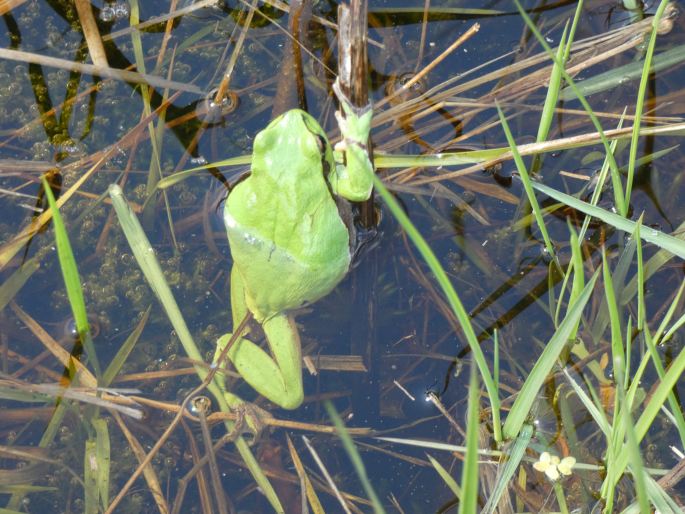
255, 109, 336, 183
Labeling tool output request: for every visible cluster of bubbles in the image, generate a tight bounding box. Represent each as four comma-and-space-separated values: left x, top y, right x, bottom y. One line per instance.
98, 2, 130, 22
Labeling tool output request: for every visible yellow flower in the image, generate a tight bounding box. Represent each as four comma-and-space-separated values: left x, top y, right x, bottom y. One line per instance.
533, 451, 575, 481
558, 456, 576, 476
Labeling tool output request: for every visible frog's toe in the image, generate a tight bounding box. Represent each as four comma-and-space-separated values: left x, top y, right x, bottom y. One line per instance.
227, 402, 273, 445
274, 389, 304, 410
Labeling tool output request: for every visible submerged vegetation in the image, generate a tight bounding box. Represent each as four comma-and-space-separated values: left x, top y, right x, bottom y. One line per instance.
0, 0, 685, 512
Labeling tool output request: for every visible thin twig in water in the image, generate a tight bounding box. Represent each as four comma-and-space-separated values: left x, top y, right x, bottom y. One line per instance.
302, 435, 354, 514
377, 23, 480, 110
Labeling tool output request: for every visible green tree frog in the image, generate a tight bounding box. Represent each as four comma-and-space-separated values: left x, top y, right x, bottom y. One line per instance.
216, 89, 373, 410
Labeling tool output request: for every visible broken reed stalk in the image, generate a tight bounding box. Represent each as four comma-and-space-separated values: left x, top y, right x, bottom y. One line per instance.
337, 0, 375, 228
74, 0, 109, 67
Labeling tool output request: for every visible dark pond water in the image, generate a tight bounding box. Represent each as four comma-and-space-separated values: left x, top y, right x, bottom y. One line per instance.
1, 0, 685, 512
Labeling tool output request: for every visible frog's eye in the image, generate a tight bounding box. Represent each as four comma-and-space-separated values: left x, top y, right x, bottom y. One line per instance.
321, 150, 331, 179
314, 133, 332, 179
314, 133, 327, 153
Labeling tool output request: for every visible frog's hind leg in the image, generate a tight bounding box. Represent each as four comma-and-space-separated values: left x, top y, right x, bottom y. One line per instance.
230, 266, 250, 328
220, 267, 304, 410
223, 314, 303, 410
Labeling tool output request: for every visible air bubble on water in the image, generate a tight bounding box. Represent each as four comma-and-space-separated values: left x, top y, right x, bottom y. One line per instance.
540, 244, 555, 264
64, 318, 78, 338
99, 6, 115, 22
190, 156, 207, 166
113, 2, 130, 19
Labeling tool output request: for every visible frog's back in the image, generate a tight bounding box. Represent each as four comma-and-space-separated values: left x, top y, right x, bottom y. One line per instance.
225, 110, 351, 319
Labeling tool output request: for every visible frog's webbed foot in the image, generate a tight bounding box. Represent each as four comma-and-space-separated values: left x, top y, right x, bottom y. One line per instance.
333, 78, 373, 133
330, 79, 374, 202
224, 402, 273, 445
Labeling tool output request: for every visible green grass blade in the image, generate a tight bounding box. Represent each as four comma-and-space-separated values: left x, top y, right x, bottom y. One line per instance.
157, 155, 252, 189
651, 259, 685, 343
620, 219, 685, 306
641, 323, 685, 451
101, 306, 150, 388
0, 257, 39, 312
559, 222, 584, 339
482, 424, 533, 514
660, 284, 685, 344
503, 270, 599, 440
614, 358, 650, 513
602, 250, 625, 371
42, 177, 101, 378
107, 184, 285, 514
325, 402, 386, 514
535, 23, 568, 145
563, 368, 612, 437
610, 338, 685, 481
624, 474, 683, 514
108, 185, 204, 366
373, 175, 502, 443
458, 364, 480, 514
589, 222, 635, 344
512, 0, 626, 215
93, 418, 111, 510
84, 439, 98, 514
559, 44, 685, 101
427, 455, 462, 499
578, 112, 625, 243
530, 180, 685, 259
625, 1, 671, 212
497, 103, 555, 258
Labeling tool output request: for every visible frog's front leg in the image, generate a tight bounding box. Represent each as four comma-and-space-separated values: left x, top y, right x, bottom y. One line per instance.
217, 267, 304, 410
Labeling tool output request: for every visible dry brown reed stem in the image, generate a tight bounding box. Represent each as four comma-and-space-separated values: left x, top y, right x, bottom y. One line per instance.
111, 410, 169, 514
376, 22, 480, 111
104, 314, 252, 514
105, 312, 252, 514
286, 435, 321, 513
195, 398, 230, 514
374, 8, 673, 153
337, 0, 369, 104
408, 121, 685, 186
0, 48, 202, 94
658, 454, 685, 492
214, 0, 258, 105
10, 301, 97, 388
74, 0, 109, 67
172, 421, 215, 514
302, 435, 355, 514
414, 0, 431, 73
426, 391, 466, 437
337, 0, 376, 230
154, 0, 181, 71
104, 391, 374, 435
0, 0, 26, 15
